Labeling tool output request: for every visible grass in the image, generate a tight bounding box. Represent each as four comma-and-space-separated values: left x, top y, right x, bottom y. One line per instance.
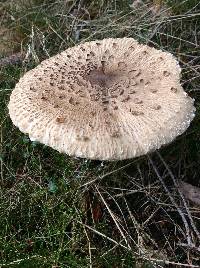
0, 0, 200, 267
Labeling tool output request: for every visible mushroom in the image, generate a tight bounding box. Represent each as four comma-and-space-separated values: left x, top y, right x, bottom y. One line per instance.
8, 38, 195, 160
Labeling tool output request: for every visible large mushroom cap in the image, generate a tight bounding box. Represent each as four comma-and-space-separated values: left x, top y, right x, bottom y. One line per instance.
8, 38, 195, 160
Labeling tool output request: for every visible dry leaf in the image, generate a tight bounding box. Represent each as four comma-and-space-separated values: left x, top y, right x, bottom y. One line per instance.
0, 52, 24, 67
178, 181, 200, 206
129, 0, 144, 9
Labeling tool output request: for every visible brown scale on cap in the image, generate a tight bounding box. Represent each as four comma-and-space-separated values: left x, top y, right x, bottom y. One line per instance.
124, 51, 130, 57
171, 87, 178, 93
41, 95, 48, 101
108, 55, 114, 61
142, 50, 148, 55
131, 110, 144, 116
110, 131, 121, 138
163, 71, 170, 77
8, 38, 195, 160
56, 116, 65, 123
150, 89, 158, 93
118, 62, 127, 70
134, 98, 143, 104
153, 105, 161, 110
76, 135, 90, 142
129, 46, 135, 51
30, 86, 37, 92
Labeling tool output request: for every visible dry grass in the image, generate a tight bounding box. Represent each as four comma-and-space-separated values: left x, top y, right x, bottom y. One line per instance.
0, 0, 200, 267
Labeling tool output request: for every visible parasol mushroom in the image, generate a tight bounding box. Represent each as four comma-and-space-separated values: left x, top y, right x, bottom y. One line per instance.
8, 38, 195, 160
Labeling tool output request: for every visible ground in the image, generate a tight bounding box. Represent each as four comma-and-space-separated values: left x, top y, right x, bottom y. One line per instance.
0, 0, 200, 267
